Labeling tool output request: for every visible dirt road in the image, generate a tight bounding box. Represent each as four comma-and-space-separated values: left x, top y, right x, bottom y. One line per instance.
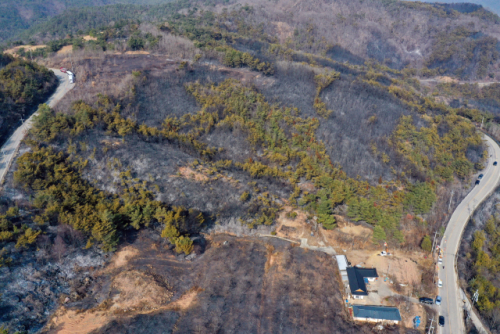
0, 68, 73, 187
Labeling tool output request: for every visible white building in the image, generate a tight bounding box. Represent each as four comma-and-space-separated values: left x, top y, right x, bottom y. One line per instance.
335, 255, 349, 282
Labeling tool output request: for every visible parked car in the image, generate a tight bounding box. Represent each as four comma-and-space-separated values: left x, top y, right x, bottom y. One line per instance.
438, 279, 443, 288
439, 315, 445, 327
478, 174, 484, 179
494, 161, 498, 166
60, 67, 67, 73
419, 297, 434, 305
436, 296, 442, 305
475, 180, 480, 185
438, 257, 443, 264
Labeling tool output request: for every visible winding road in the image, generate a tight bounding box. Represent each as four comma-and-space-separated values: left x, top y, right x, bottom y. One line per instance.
438, 133, 500, 334
0, 68, 73, 187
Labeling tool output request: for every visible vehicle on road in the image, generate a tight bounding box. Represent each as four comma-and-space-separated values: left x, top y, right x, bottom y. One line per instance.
436, 296, 441, 305
494, 161, 498, 166
419, 297, 434, 305
439, 316, 445, 327
60, 67, 67, 73
475, 180, 480, 185
438, 257, 443, 264
438, 279, 443, 288
478, 174, 484, 179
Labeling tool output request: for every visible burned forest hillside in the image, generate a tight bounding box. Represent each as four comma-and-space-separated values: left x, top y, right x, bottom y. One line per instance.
0, 47, 486, 331
0, 0, 499, 333
6, 0, 500, 82
44, 233, 393, 334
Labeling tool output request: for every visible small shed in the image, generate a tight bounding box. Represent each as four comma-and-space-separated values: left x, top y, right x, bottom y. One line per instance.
352, 305, 401, 324
335, 255, 349, 282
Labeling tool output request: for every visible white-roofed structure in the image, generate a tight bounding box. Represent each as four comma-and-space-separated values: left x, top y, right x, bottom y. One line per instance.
335, 255, 349, 282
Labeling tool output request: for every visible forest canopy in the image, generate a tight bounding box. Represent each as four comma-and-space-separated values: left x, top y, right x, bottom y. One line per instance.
0, 54, 57, 146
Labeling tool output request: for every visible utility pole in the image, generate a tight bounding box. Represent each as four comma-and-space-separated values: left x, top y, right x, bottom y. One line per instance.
431, 230, 440, 256
464, 300, 471, 325
448, 190, 454, 213
473, 289, 479, 304
428, 316, 435, 334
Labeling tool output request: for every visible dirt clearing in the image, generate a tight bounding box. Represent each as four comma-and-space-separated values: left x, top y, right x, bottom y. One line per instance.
110, 270, 173, 312
176, 166, 209, 182
57, 45, 73, 55
43, 231, 389, 334
125, 51, 150, 55
342, 249, 421, 285
4, 44, 47, 56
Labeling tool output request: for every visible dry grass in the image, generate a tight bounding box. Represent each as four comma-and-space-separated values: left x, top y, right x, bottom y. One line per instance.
57, 45, 73, 55
4, 44, 47, 57
46, 307, 110, 334
275, 206, 309, 241
124, 51, 150, 55
271, 21, 293, 44
109, 245, 139, 270
110, 270, 173, 312
436, 76, 459, 83
337, 223, 373, 237
45, 269, 173, 334
139, 23, 198, 59
177, 167, 210, 182
165, 287, 201, 311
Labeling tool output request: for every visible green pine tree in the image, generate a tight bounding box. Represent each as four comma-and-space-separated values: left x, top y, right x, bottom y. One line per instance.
372, 226, 386, 244
420, 235, 432, 252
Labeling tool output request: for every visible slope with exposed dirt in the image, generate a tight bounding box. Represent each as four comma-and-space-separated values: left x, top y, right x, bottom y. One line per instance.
42, 231, 396, 334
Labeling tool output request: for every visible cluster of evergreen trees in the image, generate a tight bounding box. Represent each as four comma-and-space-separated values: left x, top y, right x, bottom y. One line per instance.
426, 26, 499, 79
2, 97, 212, 254
466, 215, 500, 325
0, 55, 57, 146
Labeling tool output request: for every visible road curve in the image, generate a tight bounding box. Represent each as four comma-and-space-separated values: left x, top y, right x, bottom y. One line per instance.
438, 134, 500, 334
0, 69, 74, 187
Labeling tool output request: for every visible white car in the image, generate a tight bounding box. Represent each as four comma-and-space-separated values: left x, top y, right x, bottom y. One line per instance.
438, 257, 443, 264
438, 279, 443, 288
380, 251, 387, 256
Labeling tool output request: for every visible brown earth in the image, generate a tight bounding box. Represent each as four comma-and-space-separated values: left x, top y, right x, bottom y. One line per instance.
341, 248, 423, 285
57, 45, 73, 55
42, 231, 393, 334
338, 223, 373, 237
436, 76, 459, 83
4, 44, 47, 57
272, 21, 294, 44
176, 166, 209, 182
174, 165, 241, 187
124, 51, 150, 55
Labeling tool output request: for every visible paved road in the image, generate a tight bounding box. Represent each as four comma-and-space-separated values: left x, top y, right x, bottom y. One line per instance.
0, 69, 73, 187
437, 134, 500, 334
